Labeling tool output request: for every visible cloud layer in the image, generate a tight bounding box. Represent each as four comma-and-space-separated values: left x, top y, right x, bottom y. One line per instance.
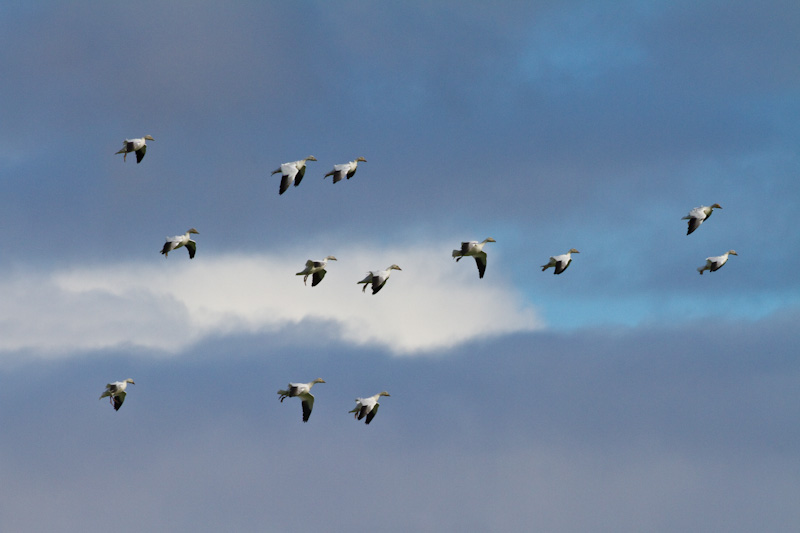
0, 245, 541, 358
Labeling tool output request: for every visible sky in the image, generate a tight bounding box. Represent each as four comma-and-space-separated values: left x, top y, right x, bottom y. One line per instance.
0, 1, 799, 531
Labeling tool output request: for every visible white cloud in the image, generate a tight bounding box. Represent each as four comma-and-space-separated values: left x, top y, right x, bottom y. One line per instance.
0, 245, 543, 358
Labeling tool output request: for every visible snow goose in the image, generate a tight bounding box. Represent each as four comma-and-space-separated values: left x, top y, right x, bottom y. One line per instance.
357, 264, 402, 294
541, 249, 580, 275
115, 135, 154, 163
278, 378, 325, 422
99, 379, 135, 411
349, 391, 390, 425
452, 238, 496, 278
296, 256, 337, 286
682, 203, 722, 235
271, 156, 317, 195
324, 157, 367, 184
161, 228, 199, 258
698, 250, 737, 275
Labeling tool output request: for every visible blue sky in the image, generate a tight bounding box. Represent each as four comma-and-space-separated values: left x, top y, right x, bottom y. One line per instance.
1, 1, 799, 531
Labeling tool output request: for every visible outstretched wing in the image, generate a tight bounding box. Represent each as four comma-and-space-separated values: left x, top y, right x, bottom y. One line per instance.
474, 252, 487, 278
365, 403, 379, 424
686, 217, 702, 235
295, 164, 306, 186
554, 258, 571, 275
185, 240, 196, 259
311, 270, 327, 287
301, 394, 314, 423
135, 145, 147, 163
279, 164, 299, 194
113, 391, 126, 411
372, 275, 387, 294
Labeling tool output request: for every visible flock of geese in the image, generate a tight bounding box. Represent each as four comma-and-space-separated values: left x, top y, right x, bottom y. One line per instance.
104, 135, 737, 422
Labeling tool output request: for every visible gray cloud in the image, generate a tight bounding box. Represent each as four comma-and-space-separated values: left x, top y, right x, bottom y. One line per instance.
1, 313, 798, 531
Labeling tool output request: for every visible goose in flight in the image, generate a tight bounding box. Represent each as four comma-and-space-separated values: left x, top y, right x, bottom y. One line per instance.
542, 249, 580, 275
99, 379, 135, 411
682, 203, 722, 235
271, 156, 317, 195
296, 256, 337, 286
698, 250, 737, 275
357, 264, 402, 294
452, 238, 496, 278
324, 157, 367, 184
115, 135, 154, 163
278, 378, 325, 422
161, 228, 199, 258
349, 391, 390, 425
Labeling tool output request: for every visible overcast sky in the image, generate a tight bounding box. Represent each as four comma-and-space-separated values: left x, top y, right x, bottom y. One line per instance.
1, 1, 799, 531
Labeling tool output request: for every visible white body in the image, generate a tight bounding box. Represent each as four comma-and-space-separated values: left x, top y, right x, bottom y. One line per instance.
115, 135, 154, 163
357, 264, 402, 295
698, 250, 737, 275
277, 378, 325, 422
99, 378, 135, 411
296, 256, 337, 286
452, 238, 495, 278
325, 157, 366, 184
682, 203, 721, 235
349, 391, 390, 425
272, 156, 316, 194
542, 249, 580, 275
161, 228, 198, 258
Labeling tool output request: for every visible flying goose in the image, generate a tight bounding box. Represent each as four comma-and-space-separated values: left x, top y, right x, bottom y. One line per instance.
296, 256, 337, 286
542, 249, 580, 275
682, 203, 722, 235
698, 250, 737, 275
452, 237, 496, 278
349, 391, 390, 425
115, 135, 154, 163
271, 156, 317, 195
324, 157, 367, 184
161, 228, 199, 258
278, 378, 325, 422
357, 264, 402, 294
99, 379, 135, 411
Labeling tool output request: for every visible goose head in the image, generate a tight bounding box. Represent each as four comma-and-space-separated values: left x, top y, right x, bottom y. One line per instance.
568, 248, 580, 254
143, 135, 155, 141
378, 391, 390, 397
312, 378, 326, 384
325, 256, 338, 261
305, 155, 317, 162
355, 157, 367, 162
484, 237, 496, 243
727, 250, 738, 256
187, 228, 199, 235
711, 203, 722, 209
124, 379, 135, 385
387, 264, 402, 271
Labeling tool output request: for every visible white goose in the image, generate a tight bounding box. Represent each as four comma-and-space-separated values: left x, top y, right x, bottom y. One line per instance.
115, 135, 154, 163
698, 250, 737, 275
324, 157, 367, 184
357, 264, 402, 294
452, 238, 496, 279
278, 378, 325, 422
271, 156, 317, 195
542, 248, 580, 275
349, 391, 390, 425
682, 203, 722, 235
296, 256, 337, 286
99, 379, 135, 411
161, 228, 199, 258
